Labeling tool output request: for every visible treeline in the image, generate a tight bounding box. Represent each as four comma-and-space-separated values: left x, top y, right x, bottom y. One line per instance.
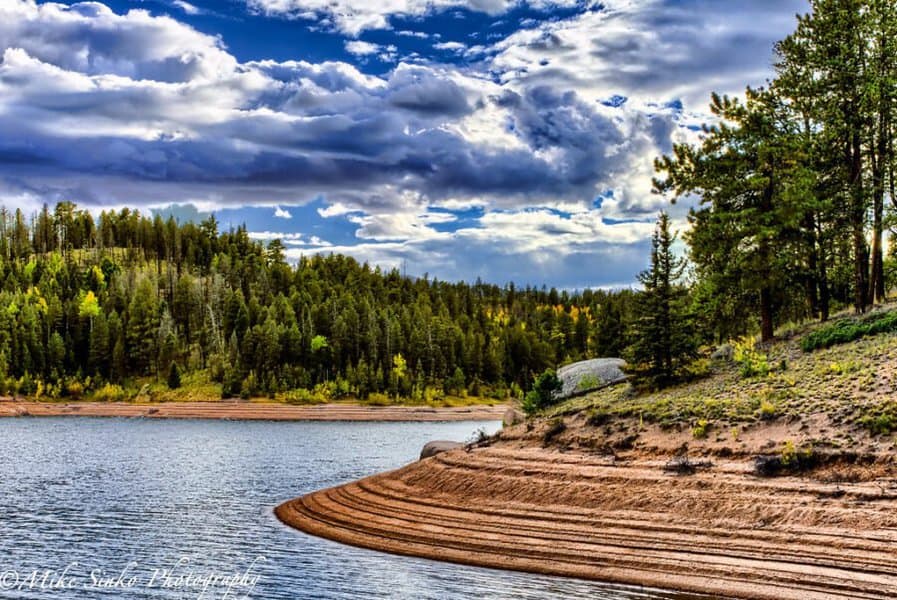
0, 202, 636, 401
655, 0, 897, 344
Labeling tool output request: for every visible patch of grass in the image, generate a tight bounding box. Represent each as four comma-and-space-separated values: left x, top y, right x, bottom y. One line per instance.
801, 309, 897, 352
858, 403, 897, 436
692, 419, 710, 439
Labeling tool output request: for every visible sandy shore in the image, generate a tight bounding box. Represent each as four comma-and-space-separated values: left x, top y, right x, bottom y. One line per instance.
276, 443, 897, 599
0, 400, 507, 422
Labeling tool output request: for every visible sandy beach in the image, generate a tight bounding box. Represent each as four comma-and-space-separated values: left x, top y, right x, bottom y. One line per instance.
0, 400, 507, 422
276, 439, 897, 600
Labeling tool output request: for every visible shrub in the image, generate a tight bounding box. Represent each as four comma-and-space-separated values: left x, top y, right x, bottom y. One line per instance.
365, 392, 391, 406
167, 363, 181, 390
93, 384, 128, 402
522, 369, 563, 415
66, 380, 84, 399
692, 419, 710, 439
577, 374, 601, 392
283, 388, 327, 405
801, 310, 897, 352
758, 399, 778, 420
859, 404, 897, 436
733, 337, 769, 378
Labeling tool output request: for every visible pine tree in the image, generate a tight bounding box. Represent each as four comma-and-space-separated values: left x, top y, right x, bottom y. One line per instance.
167, 362, 181, 390
627, 213, 696, 387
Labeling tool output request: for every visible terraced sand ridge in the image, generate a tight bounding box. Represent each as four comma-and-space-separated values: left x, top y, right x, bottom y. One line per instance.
276, 446, 897, 600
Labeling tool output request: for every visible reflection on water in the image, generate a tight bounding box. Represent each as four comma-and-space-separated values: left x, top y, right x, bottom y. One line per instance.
0, 418, 711, 599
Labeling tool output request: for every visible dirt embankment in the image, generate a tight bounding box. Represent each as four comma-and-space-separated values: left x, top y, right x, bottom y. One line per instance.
0, 400, 507, 422
277, 435, 897, 600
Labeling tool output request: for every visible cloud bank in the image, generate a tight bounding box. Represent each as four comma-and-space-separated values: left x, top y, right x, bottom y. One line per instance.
0, 0, 807, 287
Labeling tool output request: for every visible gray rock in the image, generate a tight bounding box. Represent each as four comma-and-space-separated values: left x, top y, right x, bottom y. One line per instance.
711, 344, 734, 361
503, 406, 526, 427
556, 358, 627, 400
419, 440, 463, 460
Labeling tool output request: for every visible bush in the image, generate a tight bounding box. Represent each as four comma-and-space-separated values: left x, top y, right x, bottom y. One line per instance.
283, 388, 328, 405
167, 363, 181, 390
522, 369, 563, 415
365, 392, 392, 406
691, 419, 710, 439
733, 336, 769, 378
801, 310, 897, 352
859, 404, 897, 436
93, 384, 128, 402
758, 399, 778, 420
66, 380, 84, 399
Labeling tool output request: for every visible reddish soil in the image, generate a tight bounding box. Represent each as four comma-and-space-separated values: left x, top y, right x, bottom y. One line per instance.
276, 442, 897, 599
0, 400, 507, 422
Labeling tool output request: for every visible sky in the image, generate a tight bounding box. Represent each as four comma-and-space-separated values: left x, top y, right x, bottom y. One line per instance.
0, 0, 808, 288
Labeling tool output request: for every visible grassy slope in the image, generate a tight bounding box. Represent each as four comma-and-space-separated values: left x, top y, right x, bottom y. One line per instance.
531, 307, 897, 464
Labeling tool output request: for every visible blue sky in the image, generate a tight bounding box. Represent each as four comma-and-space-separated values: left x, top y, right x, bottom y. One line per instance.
0, 0, 807, 288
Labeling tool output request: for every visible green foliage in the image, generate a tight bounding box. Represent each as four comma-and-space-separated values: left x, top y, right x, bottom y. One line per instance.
858, 403, 897, 436
78, 290, 100, 320
801, 311, 897, 352
733, 336, 770, 378
691, 419, 710, 439
167, 363, 181, 390
0, 201, 637, 403
310, 335, 328, 352
627, 212, 698, 387
577, 374, 601, 392
93, 384, 127, 402
758, 399, 778, 421
522, 369, 563, 415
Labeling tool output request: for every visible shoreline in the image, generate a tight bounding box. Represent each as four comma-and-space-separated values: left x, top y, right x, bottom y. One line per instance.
276, 442, 897, 600
0, 400, 507, 422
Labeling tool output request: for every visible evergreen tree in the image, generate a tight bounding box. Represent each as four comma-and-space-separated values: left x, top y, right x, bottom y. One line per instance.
167, 362, 181, 390
627, 213, 697, 387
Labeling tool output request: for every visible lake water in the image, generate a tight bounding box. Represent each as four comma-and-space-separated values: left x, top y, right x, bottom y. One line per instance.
0, 418, 706, 599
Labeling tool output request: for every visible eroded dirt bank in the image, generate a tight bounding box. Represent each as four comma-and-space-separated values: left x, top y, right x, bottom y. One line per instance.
276, 441, 897, 600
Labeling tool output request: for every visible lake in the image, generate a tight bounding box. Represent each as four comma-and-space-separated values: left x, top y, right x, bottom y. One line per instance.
0, 417, 705, 599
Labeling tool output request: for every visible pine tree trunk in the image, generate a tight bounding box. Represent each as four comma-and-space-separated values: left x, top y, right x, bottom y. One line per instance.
817, 221, 830, 322
760, 286, 774, 342
850, 132, 869, 313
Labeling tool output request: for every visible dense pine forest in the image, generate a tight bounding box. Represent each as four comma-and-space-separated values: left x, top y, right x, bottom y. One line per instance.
0, 202, 638, 403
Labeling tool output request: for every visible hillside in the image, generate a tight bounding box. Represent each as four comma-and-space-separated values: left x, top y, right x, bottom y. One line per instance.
0, 202, 635, 407
537, 307, 897, 464
278, 312, 897, 600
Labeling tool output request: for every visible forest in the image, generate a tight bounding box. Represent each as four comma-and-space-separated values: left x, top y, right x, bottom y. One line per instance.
4, 0, 897, 403
0, 201, 635, 403
653, 0, 897, 347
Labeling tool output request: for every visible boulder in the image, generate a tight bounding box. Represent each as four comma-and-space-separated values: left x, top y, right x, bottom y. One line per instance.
419, 440, 463, 460
711, 344, 734, 361
503, 406, 526, 427
556, 358, 627, 400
